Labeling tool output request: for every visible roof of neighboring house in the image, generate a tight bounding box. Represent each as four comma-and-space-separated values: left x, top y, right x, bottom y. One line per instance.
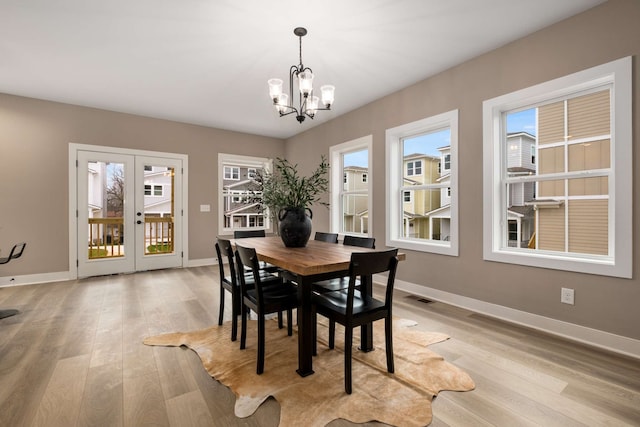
403, 177, 421, 185
344, 165, 368, 172
436, 172, 451, 183
507, 131, 536, 140
424, 204, 451, 217
403, 211, 425, 219
144, 199, 171, 210
404, 153, 440, 161
224, 179, 255, 189
224, 202, 261, 215
508, 205, 534, 217
507, 166, 535, 174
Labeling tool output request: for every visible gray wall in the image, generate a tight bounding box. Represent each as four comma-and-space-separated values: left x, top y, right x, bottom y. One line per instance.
1, 0, 638, 344
0, 95, 284, 275
285, 0, 640, 341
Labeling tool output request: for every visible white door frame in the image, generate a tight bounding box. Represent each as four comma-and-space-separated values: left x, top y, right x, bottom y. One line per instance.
69, 143, 189, 279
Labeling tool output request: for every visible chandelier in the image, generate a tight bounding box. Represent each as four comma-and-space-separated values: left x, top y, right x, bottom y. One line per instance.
267, 27, 335, 123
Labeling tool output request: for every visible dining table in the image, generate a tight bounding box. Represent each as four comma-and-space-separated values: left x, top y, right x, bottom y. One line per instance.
231, 236, 404, 377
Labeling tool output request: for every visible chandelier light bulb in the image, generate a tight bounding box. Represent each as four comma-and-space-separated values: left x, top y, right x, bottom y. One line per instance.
298, 71, 314, 97
320, 85, 335, 108
306, 96, 319, 116
268, 78, 283, 102
276, 93, 289, 113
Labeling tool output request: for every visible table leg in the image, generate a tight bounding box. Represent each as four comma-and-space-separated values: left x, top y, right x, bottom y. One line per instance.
296, 275, 314, 376
358, 274, 374, 352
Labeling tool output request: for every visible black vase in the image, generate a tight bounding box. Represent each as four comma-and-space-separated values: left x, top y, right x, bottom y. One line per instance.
278, 207, 313, 248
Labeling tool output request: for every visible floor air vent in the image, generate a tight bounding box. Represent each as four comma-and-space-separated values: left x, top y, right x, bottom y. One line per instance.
405, 295, 434, 304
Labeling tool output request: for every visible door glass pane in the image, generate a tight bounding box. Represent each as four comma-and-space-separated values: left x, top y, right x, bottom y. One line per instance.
87, 161, 125, 259
144, 165, 175, 255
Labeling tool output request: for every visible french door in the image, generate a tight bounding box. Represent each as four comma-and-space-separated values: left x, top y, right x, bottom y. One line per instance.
75, 148, 184, 278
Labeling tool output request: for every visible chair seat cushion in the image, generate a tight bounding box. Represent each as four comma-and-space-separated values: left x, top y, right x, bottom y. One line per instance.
312, 289, 385, 316
246, 282, 298, 310
312, 277, 361, 293
228, 270, 281, 287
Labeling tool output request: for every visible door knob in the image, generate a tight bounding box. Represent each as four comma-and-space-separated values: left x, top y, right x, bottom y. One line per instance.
137, 212, 142, 216
137, 220, 142, 225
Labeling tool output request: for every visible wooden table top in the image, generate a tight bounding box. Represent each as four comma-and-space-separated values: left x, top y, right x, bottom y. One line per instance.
231, 236, 405, 276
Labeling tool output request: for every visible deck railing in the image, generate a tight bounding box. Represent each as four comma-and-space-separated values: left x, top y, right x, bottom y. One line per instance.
88, 217, 124, 258
144, 216, 174, 255
87, 216, 174, 259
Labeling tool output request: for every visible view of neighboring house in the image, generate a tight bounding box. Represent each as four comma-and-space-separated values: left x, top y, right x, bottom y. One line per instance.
221, 165, 264, 229
506, 132, 536, 248
527, 90, 610, 255
342, 166, 369, 233
401, 152, 441, 239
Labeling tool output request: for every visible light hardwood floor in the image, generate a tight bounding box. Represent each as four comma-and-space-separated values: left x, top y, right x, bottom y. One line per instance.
1, 266, 639, 426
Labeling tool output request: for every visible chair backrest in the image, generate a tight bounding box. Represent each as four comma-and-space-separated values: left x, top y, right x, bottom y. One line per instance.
235, 244, 268, 306
234, 229, 266, 239
343, 235, 375, 249
346, 249, 399, 313
314, 232, 338, 244
0, 242, 26, 265
215, 237, 239, 285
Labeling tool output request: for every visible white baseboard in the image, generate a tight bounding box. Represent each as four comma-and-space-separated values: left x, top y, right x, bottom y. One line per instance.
386, 277, 640, 360
187, 258, 217, 267
0, 271, 71, 288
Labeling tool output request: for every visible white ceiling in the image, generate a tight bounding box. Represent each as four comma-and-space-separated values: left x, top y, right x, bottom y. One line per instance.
0, 0, 604, 139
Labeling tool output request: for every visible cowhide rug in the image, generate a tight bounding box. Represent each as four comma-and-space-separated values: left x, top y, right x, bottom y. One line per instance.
144, 317, 475, 426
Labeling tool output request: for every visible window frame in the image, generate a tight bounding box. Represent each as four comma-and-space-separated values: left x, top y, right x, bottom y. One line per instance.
386, 110, 459, 256
482, 56, 632, 278
330, 135, 373, 238
218, 153, 273, 236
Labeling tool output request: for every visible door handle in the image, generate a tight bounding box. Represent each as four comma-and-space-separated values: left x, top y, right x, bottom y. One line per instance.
137, 212, 142, 216
137, 220, 142, 225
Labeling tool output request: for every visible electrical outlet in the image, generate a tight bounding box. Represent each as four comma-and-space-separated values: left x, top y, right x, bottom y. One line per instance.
561, 287, 575, 305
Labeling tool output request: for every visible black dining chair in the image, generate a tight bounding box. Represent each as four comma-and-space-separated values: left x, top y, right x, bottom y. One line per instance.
312, 248, 399, 394
233, 229, 279, 273
236, 244, 299, 374
311, 235, 376, 294
215, 238, 283, 341
314, 231, 339, 243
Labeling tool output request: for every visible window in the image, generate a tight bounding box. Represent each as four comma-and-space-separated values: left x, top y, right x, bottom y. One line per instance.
406, 160, 422, 176
144, 185, 163, 196
386, 110, 459, 255
483, 57, 632, 278
218, 153, 272, 235
330, 136, 372, 236
531, 145, 536, 164
223, 166, 240, 180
